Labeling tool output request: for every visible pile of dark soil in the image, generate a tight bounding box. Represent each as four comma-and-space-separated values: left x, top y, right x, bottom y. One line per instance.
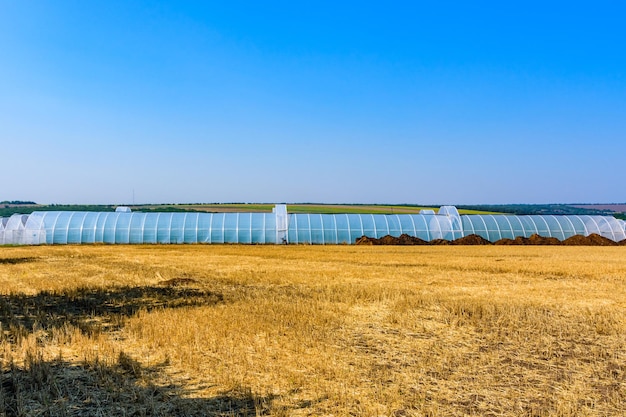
354, 236, 376, 245
356, 232, 625, 246
493, 237, 524, 245
561, 233, 618, 246
527, 234, 562, 245
493, 235, 561, 245
397, 234, 429, 245
378, 235, 403, 245
355, 234, 429, 245
428, 239, 450, 245
451, 234, 492, 245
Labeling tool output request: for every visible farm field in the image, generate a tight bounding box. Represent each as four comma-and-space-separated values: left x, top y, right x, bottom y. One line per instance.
0, 203, 501, 218
0, 245, 624, 416
150, 203, 501, 215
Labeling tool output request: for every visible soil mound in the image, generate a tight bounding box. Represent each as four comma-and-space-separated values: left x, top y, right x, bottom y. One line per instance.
429, 239, 451, 245
586, 233, 619, 246
356, 234, 430, 245
527, 234, 561, 245
357, 233, 622, 246
494, 238, 517, 245
376, 235, 398, 245
494, 236, 528, 245
451, 234, 492, 245
355, 236, 376, 245
397, 233, 429, 245
494, 235, 542, 245
562, 233, 618, 246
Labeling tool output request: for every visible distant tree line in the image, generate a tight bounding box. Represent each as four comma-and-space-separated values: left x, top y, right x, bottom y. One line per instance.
0, 205, 116, 217
0, 204, 206, 217
455, 204, 617, 216
1, 203, 624, 220
0, 200, 37, 205
133, 207, 206, 213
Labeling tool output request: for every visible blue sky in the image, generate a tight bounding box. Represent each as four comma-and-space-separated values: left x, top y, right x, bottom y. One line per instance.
1, 1, 625, 205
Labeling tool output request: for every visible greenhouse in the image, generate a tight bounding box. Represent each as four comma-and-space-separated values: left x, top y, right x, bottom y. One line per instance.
1, 205, 625, 245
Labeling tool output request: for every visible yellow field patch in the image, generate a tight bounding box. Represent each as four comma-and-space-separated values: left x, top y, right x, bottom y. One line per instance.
0, 245, 624, 416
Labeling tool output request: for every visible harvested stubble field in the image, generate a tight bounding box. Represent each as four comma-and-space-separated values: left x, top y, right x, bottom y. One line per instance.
0, 245, 624, 416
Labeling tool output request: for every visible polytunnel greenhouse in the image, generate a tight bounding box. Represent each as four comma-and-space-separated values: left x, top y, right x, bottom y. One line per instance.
1, 205, 625, 245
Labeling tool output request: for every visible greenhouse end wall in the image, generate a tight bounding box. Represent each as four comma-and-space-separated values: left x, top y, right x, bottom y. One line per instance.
1, 206, 625, 245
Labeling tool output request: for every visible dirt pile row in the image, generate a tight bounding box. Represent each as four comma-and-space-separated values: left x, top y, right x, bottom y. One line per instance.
355, 233, 626, 246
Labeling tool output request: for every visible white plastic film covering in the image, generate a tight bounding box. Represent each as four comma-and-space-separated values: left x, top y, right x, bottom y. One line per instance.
461, 215, 626, 242
438, 206, 463, 239
273, 204, 288, 243
2, 214, 28, 245
27, 211, 280, 245
2, 208, 625, 245
22, 212, 46, 244
0, 217, 5, 244
286, 213, 458, 244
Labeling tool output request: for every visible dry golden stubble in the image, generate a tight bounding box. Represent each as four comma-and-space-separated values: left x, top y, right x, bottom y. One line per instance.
0, 244, 624, 416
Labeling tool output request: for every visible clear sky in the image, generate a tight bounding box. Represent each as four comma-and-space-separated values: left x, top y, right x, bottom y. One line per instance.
1, 1, 624, 205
